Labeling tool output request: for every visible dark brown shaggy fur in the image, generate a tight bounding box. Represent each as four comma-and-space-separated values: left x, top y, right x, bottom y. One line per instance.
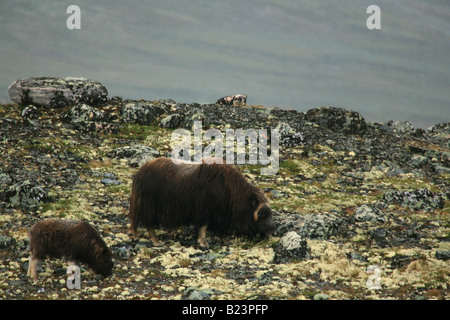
129, 157, 275, 248
27, 219, 113, 281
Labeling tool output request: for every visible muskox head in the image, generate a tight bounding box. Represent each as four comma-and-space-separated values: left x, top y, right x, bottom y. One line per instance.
93, 255, 114, 278
95, 260, 114, 278
252, 202, 276, 238
89, 239, 114, 277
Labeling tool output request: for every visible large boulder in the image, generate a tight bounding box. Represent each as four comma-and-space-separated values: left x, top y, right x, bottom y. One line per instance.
305, 106, 367, 135
8, 77, 109, 107
121, 102, 166, 125
60, 104, 118, 134
274, 212, 348, 240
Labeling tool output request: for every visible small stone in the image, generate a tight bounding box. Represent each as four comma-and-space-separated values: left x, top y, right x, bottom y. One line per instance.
273, 231, 311, 264
270, 189, 288, 199
115, 246, 133, 260
101, 178, 121, 185
182, 287, 211, 300
435, 250, 450, 261
21, 105, 39, 120
346, 252, 368, 262
313, 293, 330, 300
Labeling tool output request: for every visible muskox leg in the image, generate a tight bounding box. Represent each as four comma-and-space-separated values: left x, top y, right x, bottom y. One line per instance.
168, 228, 177, 239
129, 222, 138, 240
27, 255, 39, 282
197, 225, 209, 249
147, 227, 163, 247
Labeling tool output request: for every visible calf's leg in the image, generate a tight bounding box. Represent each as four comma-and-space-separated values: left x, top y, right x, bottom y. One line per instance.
197, 225, 209, 249
27, 255, 39, 282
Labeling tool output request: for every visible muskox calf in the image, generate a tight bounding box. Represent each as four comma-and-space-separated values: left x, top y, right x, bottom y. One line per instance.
216, 94, 247, 106
27, 219, 113, 281
129, 157, 275, 248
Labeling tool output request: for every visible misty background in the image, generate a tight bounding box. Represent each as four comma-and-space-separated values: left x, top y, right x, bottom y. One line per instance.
1, 0, 449, 129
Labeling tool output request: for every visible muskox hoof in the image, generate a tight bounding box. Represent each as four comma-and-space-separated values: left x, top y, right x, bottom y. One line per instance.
151, 240, 164, 247
198, 240, 210, 250
27, 276, 39, 283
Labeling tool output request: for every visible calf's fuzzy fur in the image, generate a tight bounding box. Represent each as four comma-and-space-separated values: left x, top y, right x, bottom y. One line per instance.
27, 219, 113, 281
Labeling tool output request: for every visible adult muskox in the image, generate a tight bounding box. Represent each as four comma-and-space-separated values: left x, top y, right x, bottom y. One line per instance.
129, 157, 275, 248
27, 219, 113, 282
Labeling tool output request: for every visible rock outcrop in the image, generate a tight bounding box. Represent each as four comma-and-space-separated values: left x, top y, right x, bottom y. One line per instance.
8, 77, 109, 108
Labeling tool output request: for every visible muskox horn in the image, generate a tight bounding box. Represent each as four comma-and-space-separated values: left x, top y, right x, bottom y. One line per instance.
253, 202, 265, 221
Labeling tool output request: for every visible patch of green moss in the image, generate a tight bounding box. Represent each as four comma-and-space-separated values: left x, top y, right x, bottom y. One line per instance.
41, 198, 77, 217
280, 159, 302, 175
110, 124, 161, 141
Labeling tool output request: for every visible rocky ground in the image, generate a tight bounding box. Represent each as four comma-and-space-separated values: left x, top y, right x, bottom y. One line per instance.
0, 98, 449, 300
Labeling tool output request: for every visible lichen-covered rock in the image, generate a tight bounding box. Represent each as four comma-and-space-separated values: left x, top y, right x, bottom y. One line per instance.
305, 106, 367, 135
369, 227, 390, 247
160, 114, 182, 129
21, 105, 39, 120
435, 250, 450, 261
121, 102, 165, 125
114, 246, 133, 260
427, 121, 450, 149
314, 293, 330, 300
3, 180, 51, 212
61, 104, 118, 134
273, 231, 311, 264
8, 77, 108, 107
179, 106, 211, 129
353, 204, 386, 223
182, 287, 212, 300
0, 235, 15, 250
275, 122, 304, 147
71, 121, 120, 134
274, 212, 347, 239
380, 188, 447, 212
61, 104, 109, 123
107, 145, 160, 167
301, 213, 348, 239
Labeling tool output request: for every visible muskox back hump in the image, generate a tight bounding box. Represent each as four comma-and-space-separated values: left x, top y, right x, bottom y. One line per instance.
29, 219, 77, 259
